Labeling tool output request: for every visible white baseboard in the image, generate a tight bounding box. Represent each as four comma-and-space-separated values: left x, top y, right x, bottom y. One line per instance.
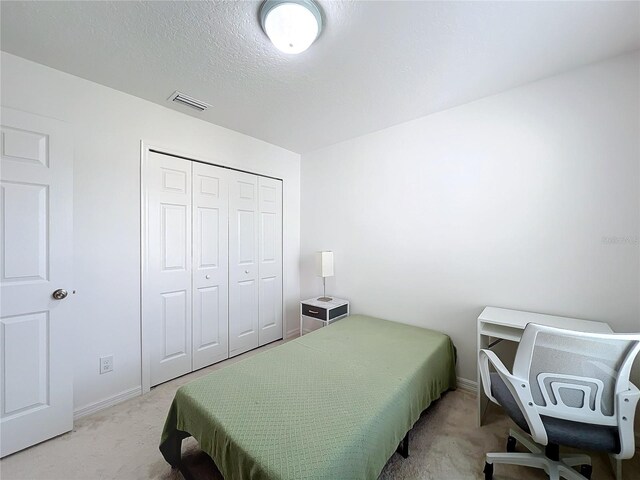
456, 376, 478, 394
286, 329, 299, 339
73, 386, 142, 420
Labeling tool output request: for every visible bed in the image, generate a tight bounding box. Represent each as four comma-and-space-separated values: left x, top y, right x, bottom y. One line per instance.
160, 314, 457, 480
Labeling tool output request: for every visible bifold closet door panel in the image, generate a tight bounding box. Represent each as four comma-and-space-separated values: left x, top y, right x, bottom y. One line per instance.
258, 177, 283, 346
192, 162, 229, 370
228, 171, 260, 357
145, 152, 193, 387
145, 154, 282, 381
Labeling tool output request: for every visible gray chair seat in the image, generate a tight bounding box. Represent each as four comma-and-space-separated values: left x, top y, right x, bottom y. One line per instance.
490, 372, 620, 454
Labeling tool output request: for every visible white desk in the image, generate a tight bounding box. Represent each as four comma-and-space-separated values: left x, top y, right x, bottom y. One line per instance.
477, 306, 613, 427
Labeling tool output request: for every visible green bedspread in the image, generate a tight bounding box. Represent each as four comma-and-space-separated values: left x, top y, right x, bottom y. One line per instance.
160, 314, 457, 480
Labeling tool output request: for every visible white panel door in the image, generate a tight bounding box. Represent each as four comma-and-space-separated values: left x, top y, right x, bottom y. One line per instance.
192, 162, 229, 370
0, 107, 73, 457
228, 171, 259, 357
258, 177, 283, 346
144, 152, 192, 386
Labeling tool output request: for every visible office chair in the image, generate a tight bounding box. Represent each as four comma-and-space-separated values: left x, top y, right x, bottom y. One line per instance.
478, 323, 640, 480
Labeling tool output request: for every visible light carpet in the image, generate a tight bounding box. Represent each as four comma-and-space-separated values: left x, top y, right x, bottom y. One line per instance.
1, 340, 638, 480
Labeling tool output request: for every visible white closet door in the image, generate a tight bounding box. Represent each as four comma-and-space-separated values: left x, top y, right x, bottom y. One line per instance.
145, 152, 192, 386
258, 177, 283, 346
228, 171, 259, 357
192, 162, 229, 370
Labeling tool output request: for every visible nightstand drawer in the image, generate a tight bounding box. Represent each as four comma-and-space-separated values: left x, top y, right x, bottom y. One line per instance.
328, 303, 349, 320
301, 304, 326, 320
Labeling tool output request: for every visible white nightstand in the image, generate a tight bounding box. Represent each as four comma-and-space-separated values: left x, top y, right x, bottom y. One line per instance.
299, 297, 349, 336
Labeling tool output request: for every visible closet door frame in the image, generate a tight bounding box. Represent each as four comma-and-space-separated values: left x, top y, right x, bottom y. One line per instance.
140, 141, 285, 394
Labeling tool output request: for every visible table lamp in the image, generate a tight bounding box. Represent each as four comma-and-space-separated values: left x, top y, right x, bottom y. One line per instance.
316, 251, 334, 301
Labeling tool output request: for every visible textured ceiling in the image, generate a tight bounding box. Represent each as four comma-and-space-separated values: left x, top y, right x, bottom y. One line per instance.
1, 1, 639, 153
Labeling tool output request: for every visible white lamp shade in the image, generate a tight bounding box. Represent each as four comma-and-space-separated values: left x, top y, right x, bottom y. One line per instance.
316, 251, 334, 278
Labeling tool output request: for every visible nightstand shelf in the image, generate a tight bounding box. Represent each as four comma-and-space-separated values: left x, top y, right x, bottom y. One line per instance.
299, 297, 349, 336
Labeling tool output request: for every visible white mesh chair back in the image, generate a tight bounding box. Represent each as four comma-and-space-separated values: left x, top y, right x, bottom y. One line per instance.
512, 324, 640, 426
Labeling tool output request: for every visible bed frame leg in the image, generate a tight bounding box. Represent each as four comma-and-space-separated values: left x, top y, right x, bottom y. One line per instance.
177, 462, 196, 480
397, 432, 409, 458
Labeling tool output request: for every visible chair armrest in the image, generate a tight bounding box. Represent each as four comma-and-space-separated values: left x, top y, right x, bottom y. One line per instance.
616, 381, 640, 459
478, 349, 548, 445
478, 349, 502, 405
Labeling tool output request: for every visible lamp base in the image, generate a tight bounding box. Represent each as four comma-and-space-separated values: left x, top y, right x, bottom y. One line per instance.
317, 296, 333, 302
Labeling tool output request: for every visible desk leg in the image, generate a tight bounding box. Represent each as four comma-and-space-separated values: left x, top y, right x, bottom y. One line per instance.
477, 332, 490, 427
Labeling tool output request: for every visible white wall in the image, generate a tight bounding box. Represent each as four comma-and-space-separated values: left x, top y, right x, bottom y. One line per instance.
0, 52, 301, 413
301, 52, 640, 384
2, 48, 638, 421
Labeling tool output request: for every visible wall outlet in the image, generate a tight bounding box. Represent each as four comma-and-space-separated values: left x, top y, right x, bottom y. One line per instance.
100, 355, 113, 374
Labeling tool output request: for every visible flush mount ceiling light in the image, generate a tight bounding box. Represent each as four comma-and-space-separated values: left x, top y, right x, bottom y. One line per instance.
260, 0, 323, 54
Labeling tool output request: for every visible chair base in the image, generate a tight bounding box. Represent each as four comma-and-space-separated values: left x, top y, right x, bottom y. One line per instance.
485, 428, 592, 480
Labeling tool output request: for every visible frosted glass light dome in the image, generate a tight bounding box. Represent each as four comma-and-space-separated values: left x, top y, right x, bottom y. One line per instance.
260, 0, 323, 54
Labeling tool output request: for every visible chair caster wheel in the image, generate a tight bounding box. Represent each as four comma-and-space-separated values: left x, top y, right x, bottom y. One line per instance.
483, 462, 494, 480
506, 435, 517, 452
580, 464, 592, 480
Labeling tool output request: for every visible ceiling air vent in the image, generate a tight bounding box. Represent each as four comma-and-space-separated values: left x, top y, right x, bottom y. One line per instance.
168, 91, 211, 112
